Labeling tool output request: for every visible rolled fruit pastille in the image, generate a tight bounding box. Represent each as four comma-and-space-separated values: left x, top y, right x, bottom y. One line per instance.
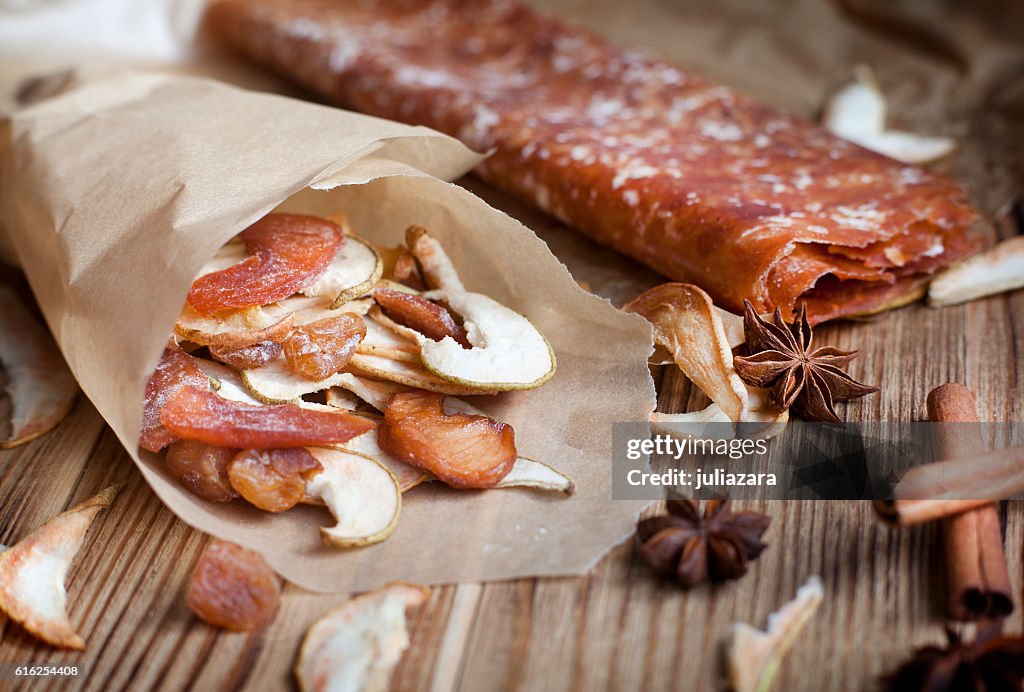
205, 0, 982, 323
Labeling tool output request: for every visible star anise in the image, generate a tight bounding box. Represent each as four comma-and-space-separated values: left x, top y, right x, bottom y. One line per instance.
636, 494, 770, 589
883, 626, 1024, 691
733, 301, 879, 422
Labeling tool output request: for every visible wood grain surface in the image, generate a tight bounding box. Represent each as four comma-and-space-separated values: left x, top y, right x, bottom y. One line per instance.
1, 1, 1022, 690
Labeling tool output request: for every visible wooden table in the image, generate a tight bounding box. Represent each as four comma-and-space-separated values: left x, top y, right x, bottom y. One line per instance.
2, 1, 1022, 690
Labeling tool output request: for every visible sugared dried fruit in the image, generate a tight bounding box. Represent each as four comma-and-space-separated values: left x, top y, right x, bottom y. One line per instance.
209, 340, 282, 369
377, 391, 516, 489
373, 287, 469, 347
228, 447, 322, 512
283, 313, 366, 381
392, 248, 425, 290
160, 385, 374, 448
165, 440, 239, 503
186, 539, 281, 631
140, 342, 210, 452
187, 214, 343, 315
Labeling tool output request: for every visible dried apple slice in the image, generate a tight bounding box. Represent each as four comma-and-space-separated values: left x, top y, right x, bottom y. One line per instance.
295, 582, 430, 692
243, 358, 362, 405
161, 385, 374, 448
625, 283, 751, 421
195, 358, 262, 406
303, 447, 402, 547
187, 214, 343, 315
356, 316, 421, 364
302, 235, 383, 308
175, 303, 295, 349
339, 432, 430, 492
0, 286, 78, 448
378, 391, 517, 489
405, 225, 464, 292
726, 576, 823, 692
325, 387, 363, 411
0, 484, 120, 649
415, 290, 555, 390
494, 458, 575, 495
140, 341, 211, 452
333, 376, 407, 412
929, 236, 1024, 307
347, 353, 498, 396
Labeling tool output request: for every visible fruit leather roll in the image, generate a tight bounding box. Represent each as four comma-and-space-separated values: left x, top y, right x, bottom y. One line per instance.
205, 0, 982, 322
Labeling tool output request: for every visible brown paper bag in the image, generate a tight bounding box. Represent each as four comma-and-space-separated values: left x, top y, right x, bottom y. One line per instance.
0, 68, 655, 591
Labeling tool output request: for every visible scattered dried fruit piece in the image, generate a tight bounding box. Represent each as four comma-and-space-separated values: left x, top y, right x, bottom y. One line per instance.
347, 353, 498, 396
304, 447, 402, 546
625, 283, 751, 421
166, 440, 239, 503
734, 302, 878, 423
295, 582, 430, 692
726, 576, 823, 692
186, 539, 281, 632
140, 342, 210, 452
0, 484, 120, 649
283, 313, 367, 381
823, 65, 955, 164
373, 287, 469, 347
243, 358, 362, 404
637, 495, 770, 588
405, 226, 464, 292
494, 458, 575, 495
209, 340, 282, 370
0, 285, 78, 448
187, 214, 343, 315
416, 290, 555, 390
229, 447, 323, 512
175, 302, 295, 349
302, 233, 383, 307
378, 391, 516, 489
160, 385, 374, 448
928, 236, 1024, 307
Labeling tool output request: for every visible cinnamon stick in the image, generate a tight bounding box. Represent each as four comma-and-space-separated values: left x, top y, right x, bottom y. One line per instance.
929, 384, 1012, 621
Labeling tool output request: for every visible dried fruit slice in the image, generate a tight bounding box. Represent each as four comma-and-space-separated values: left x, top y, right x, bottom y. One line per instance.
0, 286, 78, 448
304, 447, 402, 547
186, 539, 281, 631
377, 391, 517, 489
295, 582, 430, 692
209, 340, 282, 370
140, 342, 211, 453
242, 358, 361, 405
302, 235, 383, 307
347, 353, 497, 396
175, 302, 295, 350
405, 226, 464, 292
358, 313, 421, 363
373, 287, 470, 347
195, 359, 262, 405
726, 576, 823, 692
624, 283, 751, 421
416, 289, 556, 390
229, 447, 323, 512
187, 214, 344, 315
391, 248, 426, 290
160, 385, 374, 448
0, 485, 119, 649
325, 387, 363, 411
494, 458, 575, 495
166, 440, 239, 503
928, 236, 1024, 307
340, 433, 430, 492
334, 376, 408, 412
283, 313, 367, 381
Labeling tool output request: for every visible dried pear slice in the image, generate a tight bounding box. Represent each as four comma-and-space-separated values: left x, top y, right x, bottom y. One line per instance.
242, 358, 360, 405
339, 433, 429, 492
295, 582, 430, 692
175, 303, 295, 349
494, 458, 575, 495
416, 290, 555, 391
195, 358, 262, 405
0, 286, 78, 448
347, 353, 497, 396
357, 315, 420, 364
0, 484, 120, 649
405, 225, 464, 292
334, 376, 408, 412
303, 235, 383, 308
303, 447, 401, 547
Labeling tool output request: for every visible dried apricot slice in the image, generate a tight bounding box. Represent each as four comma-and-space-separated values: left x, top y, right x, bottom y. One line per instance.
161, 385, 374, 448
377, 391, 516, 489
140, 342, 210, 453
373, 287, 469, 347
283, 313, 367, 381
165, 440, 239, 503
228, 448, 322, 512
186, 539, 281, 631
209, 340, 282, 369
187, 214, 343, 315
